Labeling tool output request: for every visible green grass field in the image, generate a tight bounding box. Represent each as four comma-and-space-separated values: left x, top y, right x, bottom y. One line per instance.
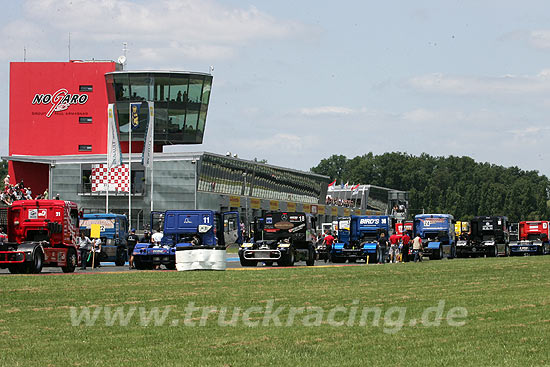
1, 256, 550, 366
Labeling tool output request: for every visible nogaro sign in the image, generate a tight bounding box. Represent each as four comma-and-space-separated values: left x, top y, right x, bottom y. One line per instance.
32, 88, 89, 118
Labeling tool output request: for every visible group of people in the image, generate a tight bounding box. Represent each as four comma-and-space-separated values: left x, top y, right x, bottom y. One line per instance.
325, 197, 355, 207
127, 229, 164, 270
376, 231, 423, 264
77, 232, 103, 270
2, 174, 57, 206
77, 228, 161, 271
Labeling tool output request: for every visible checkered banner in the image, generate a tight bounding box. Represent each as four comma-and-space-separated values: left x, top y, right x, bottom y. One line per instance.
91, 164, 129, 192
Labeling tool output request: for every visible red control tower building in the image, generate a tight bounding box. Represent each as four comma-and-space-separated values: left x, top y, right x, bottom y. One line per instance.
7, 60, 212, 194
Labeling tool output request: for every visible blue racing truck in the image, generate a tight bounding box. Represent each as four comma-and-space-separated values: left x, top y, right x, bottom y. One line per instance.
331, 215, 390, 263
133, 210, 242, 270
80, 213, 129, 266
414, 214, 456, 260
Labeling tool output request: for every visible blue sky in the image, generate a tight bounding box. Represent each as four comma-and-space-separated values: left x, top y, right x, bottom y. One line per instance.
2, 0, 550, 176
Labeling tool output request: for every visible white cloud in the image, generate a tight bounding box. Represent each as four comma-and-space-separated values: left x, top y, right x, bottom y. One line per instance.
528, 30, 550, 49
506, 126, 550, 139
409, 70, 550, 95
298, 106, 359, 116
23, 0, 298, 42
0, 0, 316, 62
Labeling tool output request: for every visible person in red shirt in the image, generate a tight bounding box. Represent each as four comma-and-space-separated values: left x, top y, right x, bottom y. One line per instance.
388, 233, 400, 263
401, 231, 411, 262
323, 231, 335, 248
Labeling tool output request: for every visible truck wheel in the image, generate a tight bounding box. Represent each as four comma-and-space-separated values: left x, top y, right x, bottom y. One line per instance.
492, 245, 498, 258
62, 248, 77, 273
288, 249, 295, 266
165, 262, 176, 270
278, 248, 295, 266
239, 254, 257, 267
306, 249, 315, 266
504, 245, 510, 257
432, 246, 443, 260
115, 248, 127, 266
134, 258, 146, 270
29, 248, 44, 274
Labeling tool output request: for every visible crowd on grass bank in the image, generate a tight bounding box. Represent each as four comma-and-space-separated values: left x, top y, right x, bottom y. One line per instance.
2, 174, 54, 206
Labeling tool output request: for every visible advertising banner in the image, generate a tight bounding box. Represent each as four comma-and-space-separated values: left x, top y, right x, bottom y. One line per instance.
229, 196, 241, 208
250, 198, 261, 209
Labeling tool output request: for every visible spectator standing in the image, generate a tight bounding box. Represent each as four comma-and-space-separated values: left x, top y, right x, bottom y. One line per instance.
91, 238, 102, 268
43, 189, 49, 200
389, 232, 400, 263
126, 229, 139, 269
152, 230, 164, 245
401, 231, 411, 262
141, 230, 152, 244
412, 235, 423, 262
377, 232, 388, 264
323, 231, 335, 251
78, 232, 92, 270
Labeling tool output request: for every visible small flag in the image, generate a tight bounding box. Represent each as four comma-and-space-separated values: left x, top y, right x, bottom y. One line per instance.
351, 184, 360, 195
142, 102, 155, 167
130, 102, 142, 130
328, 179, 336, 187
344, 181, 349, 189
107, 104, 122, 169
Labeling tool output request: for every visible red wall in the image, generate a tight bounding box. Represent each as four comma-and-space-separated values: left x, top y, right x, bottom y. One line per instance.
8, 162, 49, 196
9, 61, 117, 156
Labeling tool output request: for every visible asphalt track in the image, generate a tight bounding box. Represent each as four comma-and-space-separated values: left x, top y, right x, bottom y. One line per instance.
0, 257, 368, 275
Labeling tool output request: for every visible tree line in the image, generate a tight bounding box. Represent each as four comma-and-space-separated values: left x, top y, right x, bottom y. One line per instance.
311, 153, 550, 222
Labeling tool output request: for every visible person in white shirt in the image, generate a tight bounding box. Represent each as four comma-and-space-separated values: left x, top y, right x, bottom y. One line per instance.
78, 233, 92, 270
152, 230, 164, 245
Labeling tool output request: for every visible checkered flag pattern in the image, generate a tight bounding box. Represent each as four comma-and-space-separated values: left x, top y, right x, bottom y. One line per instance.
91, 164, 130, 192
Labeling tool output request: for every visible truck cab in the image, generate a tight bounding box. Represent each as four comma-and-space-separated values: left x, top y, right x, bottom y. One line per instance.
510, 221, 550, 255
331, 215, 390, 263
457, 216, 509, 257
414, 214, 456, 260
133, 210, 242, 270
80, 213, 129, 266
0, 200, 80, 273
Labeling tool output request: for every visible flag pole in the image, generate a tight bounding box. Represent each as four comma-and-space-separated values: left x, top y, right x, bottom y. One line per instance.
106, 105, 110, 214
128, 104, 132, 230
149, 102, 154, 212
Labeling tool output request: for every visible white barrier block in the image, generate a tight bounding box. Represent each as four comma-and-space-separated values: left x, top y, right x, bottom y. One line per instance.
175, 248, 227, 271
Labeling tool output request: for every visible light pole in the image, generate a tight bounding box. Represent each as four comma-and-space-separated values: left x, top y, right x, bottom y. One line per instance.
191, 158, 197, 210
243, 172, 248, 233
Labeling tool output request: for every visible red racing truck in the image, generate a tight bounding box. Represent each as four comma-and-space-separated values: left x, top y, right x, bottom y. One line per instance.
395, 221, 413, 241
509, 221, 550, 256
0, 200, 81, 273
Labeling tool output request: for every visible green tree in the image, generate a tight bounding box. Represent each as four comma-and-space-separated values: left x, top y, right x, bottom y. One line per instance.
311, 152, 550, 222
